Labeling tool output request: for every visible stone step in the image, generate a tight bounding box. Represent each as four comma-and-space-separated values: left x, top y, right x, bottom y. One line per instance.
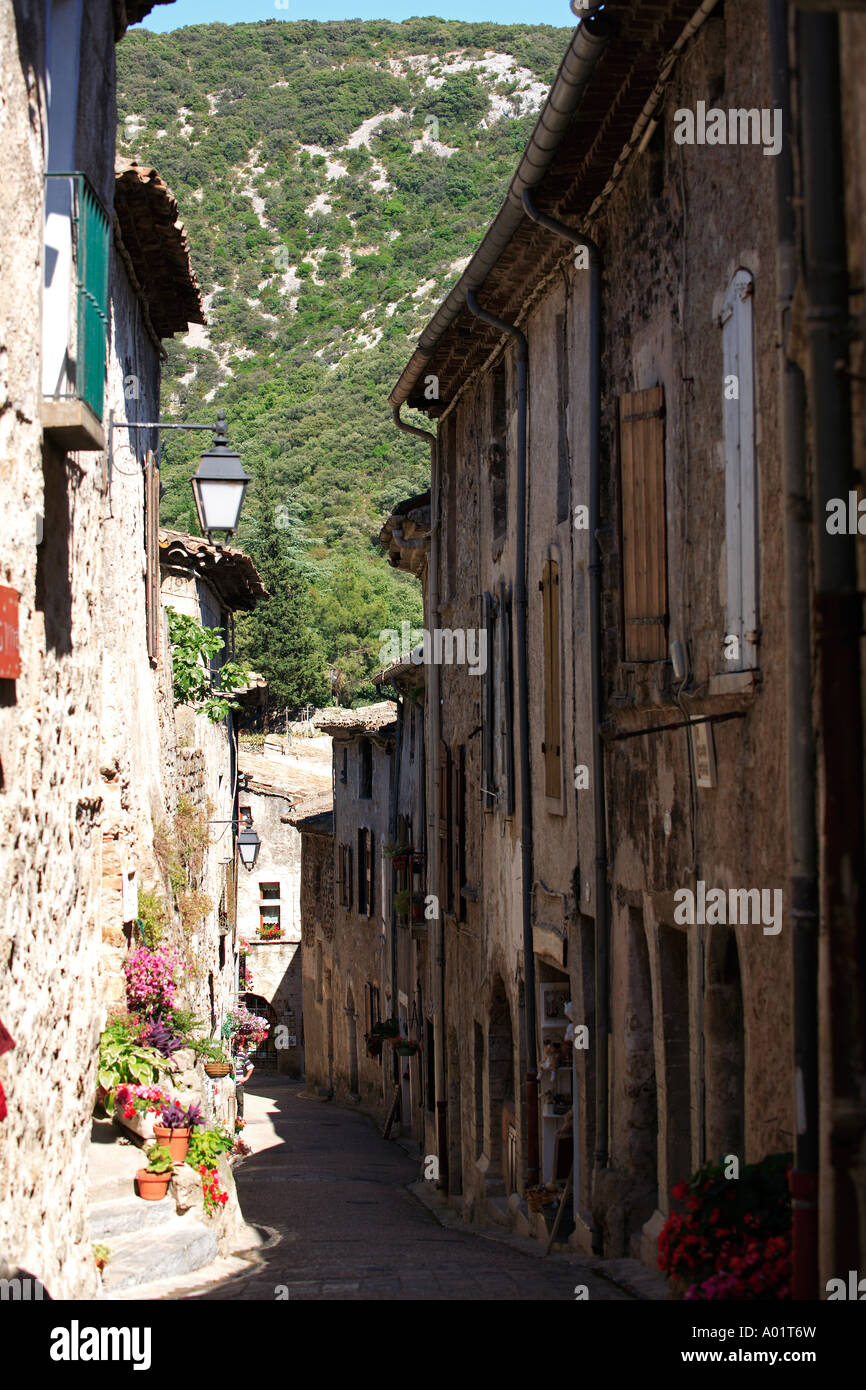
100, 1213, 218, 1293
89, 1193, 179, 1242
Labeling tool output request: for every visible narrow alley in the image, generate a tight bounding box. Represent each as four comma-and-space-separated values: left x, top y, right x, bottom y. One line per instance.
188, 1079, 636, 1302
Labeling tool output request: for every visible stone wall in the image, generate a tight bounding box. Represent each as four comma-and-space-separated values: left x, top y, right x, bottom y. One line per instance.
300, 821, 334, 1094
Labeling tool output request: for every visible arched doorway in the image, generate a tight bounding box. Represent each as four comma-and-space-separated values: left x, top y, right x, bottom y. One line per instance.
705, 925, 745, 1161
487, 976, 515, 1194
346, 986, 359, 1097
238, 992, 278, 1069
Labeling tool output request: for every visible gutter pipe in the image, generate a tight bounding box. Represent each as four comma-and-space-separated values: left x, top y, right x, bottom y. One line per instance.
767, 0, 819, 1301
521, 191, 610, 1180
465, 287, 539, 1188
392, 405, 448, 1185
798, 8, 866, 1280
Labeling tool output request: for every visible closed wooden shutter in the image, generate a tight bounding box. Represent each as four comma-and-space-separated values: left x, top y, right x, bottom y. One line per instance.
619, 386, 667, 660
453, 746, 465, 921
144, 451, 160, 661
541, 556, 562, 799
500, 582, 515, 816
439, 743, 453, 913
481, 591, 495, 810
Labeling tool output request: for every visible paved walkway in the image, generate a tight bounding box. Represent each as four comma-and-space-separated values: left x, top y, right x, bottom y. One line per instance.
188, 1077, 636, 1302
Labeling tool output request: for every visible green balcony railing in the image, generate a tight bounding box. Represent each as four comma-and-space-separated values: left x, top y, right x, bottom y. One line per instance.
44, 173, 110, 420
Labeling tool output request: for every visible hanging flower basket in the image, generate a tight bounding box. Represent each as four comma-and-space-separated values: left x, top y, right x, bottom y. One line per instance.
370, 1018, 401, 1040
204, 1062, 232, 1078
392, 1036, 421, 1058
364, 1032, 383, 1059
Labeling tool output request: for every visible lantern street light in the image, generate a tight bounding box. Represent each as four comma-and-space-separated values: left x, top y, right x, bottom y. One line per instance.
190, 411, 251, 541
107, 408, 251, 543
237, 824, 262, 872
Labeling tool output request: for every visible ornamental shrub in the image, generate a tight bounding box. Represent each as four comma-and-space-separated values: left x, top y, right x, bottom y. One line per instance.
124, 946, 187, 1018
658, 1152, 792, 1300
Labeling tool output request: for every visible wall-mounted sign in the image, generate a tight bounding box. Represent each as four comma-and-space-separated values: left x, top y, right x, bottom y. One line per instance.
0, 587, 21, 679
690, 717, 718, 788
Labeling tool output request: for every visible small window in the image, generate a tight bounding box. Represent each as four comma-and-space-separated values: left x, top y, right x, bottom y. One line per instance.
259, 903, 281, 934
337, 843, 353, 910
359, 738, 373, 799
340, 746, 347, 784
259, 882, 279, 900
239, 806, 252, 827
357, 827, 374, 918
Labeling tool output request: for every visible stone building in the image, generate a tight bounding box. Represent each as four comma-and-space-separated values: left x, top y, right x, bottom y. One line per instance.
235, 735, 333, 1076
387, 0, 866, 1293
303, 704, 401, 1118
157, 530, 267, 1043
0, 0, 204, 1299
297, 805, 335, 1096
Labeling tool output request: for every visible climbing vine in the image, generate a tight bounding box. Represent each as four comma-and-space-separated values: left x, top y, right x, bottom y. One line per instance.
166, 607, 251, 724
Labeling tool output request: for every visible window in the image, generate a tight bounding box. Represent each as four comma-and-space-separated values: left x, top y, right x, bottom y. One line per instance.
259, 882, 279, 900
337, 843, 353, 910
541, 552, 563, 800
499, 581, 515, 816
453, 745, 466, 922
490, 361, 508, 544
358, 738, 373, 799
481, 591, 496, 811
720, 270, 758, 671
42, 173, 109, 438
340, 746, 347, 784
144, 452, 160, 660
358, 828, 374, 918
439, 743, 453, 913
239, 806, 252, 827
259, 903, 281, 934
618, 386, 668, 660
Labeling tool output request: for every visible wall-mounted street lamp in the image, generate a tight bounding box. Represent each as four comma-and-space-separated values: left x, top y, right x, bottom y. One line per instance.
108, 409, 251, 542
209, 818, 262, 872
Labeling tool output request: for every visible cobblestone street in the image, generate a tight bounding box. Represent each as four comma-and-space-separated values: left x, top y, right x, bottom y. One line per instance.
188, 1078, 636, 1302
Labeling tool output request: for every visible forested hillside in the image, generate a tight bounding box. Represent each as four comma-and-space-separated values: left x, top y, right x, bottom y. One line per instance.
116, 18, 570, 706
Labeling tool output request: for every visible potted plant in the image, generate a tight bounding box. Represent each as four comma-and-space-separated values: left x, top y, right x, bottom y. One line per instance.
393, 889, 410, 918
191, 1038, 232, 1077
257, 922, 281, 941
153, 1100, 204, 1162
136, 1143, 174, 1201
383, 842, 413, 872
370, 1018, 401, 1040
364, 1030, 383, 1058
392, 1035, 421, 1058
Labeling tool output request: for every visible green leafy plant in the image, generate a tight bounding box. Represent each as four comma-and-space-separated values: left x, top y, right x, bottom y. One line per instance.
393, 889, 410, 915
144, 1143, 174, 1175
166, 607, 252, 723
187, 1127, 234, 1167
136, 887, 169, 949
97, 1017, 163, 1105
92, 1244, 111, 1273
189, 1037, 230, 1064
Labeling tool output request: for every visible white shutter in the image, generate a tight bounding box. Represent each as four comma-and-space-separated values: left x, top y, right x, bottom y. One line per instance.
720, 269, 758, 671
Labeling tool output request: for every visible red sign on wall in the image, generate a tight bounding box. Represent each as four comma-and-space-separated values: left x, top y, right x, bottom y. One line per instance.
0, 586, 21, 679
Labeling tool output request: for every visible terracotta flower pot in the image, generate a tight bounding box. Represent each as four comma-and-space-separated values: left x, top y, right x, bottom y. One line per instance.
204, 1062, 231, 1078
136, 1169, 172, 1202
152, 1125, 191, 1162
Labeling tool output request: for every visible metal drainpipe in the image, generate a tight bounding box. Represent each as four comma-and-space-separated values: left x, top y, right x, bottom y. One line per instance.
798, 9, 866, 1280
465, 287, 539, 1188
392, 405, 447, 1184
767, 0, 819, 1301
521, 192, 610, 1182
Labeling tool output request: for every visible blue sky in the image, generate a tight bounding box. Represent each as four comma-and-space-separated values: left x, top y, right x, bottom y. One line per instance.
142, 2, 576, 32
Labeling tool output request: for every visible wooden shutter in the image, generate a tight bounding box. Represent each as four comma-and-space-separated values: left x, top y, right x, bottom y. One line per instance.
439, 743, 453, 914
453, 746, 465, 922
500, 582, 515, 816
541, 556, 562, 799
619, 386, 668, 660
481, 592, 495, 810
367, 830, 374, 918
144, 451, 160, 661
721, 271, 758, 670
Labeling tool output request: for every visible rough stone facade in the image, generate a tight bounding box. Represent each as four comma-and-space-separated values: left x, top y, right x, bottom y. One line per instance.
383, 0, 866, 1277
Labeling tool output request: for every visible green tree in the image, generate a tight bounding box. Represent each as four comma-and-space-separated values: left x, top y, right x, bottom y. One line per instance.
237, 500, 330, 711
